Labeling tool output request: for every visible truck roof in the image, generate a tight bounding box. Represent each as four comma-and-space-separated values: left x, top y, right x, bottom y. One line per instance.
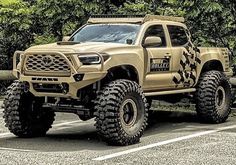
87, 14, 185, 24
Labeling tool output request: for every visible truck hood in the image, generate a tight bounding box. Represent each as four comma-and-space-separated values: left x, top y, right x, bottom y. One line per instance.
26, 42, 132, 53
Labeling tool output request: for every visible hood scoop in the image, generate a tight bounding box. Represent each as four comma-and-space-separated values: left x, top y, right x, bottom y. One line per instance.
57, 41, 80, 45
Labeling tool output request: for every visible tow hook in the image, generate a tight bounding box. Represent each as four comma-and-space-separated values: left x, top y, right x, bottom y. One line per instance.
61, 83, 69, 94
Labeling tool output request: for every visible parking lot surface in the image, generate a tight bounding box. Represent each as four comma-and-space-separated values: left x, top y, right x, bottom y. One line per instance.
0, 100, 236, 165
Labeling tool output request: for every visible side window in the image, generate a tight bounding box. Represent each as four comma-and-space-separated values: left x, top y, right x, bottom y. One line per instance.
143, 25, 166, 47
167, 25, 188, 47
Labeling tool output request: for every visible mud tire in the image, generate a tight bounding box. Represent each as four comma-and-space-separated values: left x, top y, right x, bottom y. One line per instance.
3, 81, 55, 137
94, 79, 148, 146
195, 71, 231, 123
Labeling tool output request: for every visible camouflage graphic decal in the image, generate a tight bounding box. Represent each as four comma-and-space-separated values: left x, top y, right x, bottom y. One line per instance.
172, 41, 201, 88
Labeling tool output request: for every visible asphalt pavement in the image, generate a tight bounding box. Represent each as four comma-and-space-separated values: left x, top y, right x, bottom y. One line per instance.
0, 101, 235, 165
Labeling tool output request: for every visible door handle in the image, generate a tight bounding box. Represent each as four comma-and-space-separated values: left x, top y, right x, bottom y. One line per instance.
164, 53, 171, 59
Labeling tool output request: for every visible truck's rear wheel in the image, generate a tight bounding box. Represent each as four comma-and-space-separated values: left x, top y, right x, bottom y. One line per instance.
195, 71, 231, 123
3, 81, 55, 137
94, 79, 148, 146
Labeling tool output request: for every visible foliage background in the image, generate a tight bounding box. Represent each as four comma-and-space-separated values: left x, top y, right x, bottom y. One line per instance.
0, 0, 235, 69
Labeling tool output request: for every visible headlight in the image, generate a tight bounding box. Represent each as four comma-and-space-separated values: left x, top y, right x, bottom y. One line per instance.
78, 54, 101, 65
78, 54, 110, 65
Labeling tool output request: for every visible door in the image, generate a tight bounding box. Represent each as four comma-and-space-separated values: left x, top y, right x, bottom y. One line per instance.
143, 25, 173, 91
167, 25, 200, 88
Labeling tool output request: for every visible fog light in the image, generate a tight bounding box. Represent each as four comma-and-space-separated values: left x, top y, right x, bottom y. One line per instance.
73, 74, 84, 82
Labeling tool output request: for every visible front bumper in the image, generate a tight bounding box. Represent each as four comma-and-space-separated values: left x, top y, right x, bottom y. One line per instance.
13, 51, 107, 99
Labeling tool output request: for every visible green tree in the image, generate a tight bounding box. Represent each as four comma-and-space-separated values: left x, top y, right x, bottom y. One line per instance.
0, 0, 33, 69
33, 0, 101, 41
180, 0, 236, 55
0, 0, 236, 68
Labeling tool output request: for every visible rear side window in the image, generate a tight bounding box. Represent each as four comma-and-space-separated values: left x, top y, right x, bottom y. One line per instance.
167, 25, 188, 47
143, 25, 166, 47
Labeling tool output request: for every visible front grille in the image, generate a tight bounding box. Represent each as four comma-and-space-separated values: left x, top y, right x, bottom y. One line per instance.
25, 54, 71, 74
32, 77, 59, 82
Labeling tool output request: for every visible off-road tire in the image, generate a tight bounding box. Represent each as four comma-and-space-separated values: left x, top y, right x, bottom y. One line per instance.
94, 79, 148, 146
3, 81, 55, 137
195, 71, 231, 123
231, 86, 236, 107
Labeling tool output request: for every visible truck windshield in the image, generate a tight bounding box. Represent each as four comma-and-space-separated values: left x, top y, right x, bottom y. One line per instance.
70, 24, 141, 44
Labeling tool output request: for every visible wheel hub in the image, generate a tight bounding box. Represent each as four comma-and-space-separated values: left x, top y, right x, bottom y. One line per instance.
120, 98, 138, 127
215, 86, 226, 109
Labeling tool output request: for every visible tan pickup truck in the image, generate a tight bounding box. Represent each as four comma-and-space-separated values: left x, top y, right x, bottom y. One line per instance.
3, 15, 233, 145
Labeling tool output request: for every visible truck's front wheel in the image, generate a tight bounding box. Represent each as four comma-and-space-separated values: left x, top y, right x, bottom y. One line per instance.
3, 81, 55, 137
195, 71, 231, 123
94, 80, 148, 145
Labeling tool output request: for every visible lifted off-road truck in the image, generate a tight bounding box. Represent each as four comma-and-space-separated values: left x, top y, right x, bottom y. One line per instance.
4, 15, 233, 145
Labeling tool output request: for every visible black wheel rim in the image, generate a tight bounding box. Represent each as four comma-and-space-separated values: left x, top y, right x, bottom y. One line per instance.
215, 86, 226, 110
120, 98, 138, 127
118, 92, 146, 136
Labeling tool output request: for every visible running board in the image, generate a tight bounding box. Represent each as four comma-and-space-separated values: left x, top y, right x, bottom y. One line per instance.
144, 88, 196, 96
